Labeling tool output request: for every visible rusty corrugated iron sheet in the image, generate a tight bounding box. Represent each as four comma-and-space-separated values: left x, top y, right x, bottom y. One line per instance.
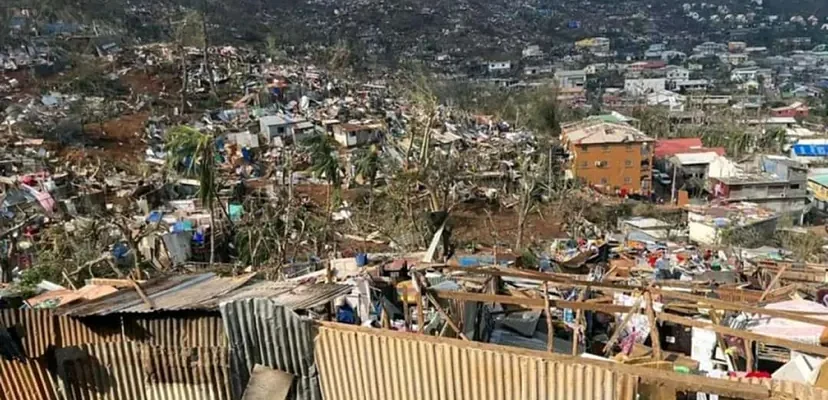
122, 313, 227, 347
56, 342, 145, 400
0, 357, 57, 400
0, 309, 55, 358
220, 299, 321, 400
315, 323, 639, 400
142, 345, 231, 400
58, 316, 124, 348
57, 273, 350, 316
55, 342, 231, 400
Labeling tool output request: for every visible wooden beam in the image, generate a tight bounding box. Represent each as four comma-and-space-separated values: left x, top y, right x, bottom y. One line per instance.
657, 312, 828, 357
655, 288, 828, 328
543, 282, 554, 353
572, 288, 588, 356
646, 292, 661, 360
708, 307, 737, 370
758, 265, 787, 303
603, 297, 643, 355
425, 293, 469, 341
431, 290, 633, 314
129, 278, 153, 310
745, 340, 755, 373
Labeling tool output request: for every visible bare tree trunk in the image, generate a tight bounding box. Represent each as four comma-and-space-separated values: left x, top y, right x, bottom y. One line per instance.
180, 47, 188, 113
201, 2, 215, 94
209, 204, 215, 265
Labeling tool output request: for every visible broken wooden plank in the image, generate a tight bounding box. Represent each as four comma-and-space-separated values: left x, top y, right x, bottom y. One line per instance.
758, 265, 787, 303
425, 293, 469, 341
603, 297, 643, 355
431, 290, 632, 314
655, 288, 828, 328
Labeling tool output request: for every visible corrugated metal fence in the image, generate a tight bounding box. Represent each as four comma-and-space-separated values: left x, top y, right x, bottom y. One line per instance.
55, 342, 231, 400
315, 323, 639, 400
0, 309, 231, 400
220, 299, 321, 400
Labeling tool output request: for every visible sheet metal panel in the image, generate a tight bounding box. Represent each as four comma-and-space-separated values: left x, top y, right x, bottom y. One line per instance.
55, 342, 231, 400
0, 357, 57, 400
58, 316, 124, 348
122, 313, 227, 348
315, 324, 638, 400
141, 345, 231, 400
0, 309, 55, 358
55, 342, 145, 400
58, 273, 349, 316
220, 299, 321, 400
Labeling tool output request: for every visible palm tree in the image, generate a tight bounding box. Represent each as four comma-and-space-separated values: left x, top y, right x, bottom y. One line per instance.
303, 134, 341, 212
353, 145, 382, 216
165, 125, 219, 264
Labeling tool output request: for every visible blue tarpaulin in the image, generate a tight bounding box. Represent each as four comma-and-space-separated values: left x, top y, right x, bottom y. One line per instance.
793, 144, 828, 156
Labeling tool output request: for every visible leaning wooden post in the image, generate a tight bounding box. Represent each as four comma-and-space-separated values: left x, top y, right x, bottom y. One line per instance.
646, 291, 662, 360
544, 281, 555, 352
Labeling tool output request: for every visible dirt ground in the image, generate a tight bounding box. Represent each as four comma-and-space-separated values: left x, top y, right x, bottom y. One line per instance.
59, 111, 150, 166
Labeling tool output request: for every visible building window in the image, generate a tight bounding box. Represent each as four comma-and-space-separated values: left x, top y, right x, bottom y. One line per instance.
625, 160, 633, 168
600, 178, 608, 185
602, 144, 611, 152
791, 184, 800, 189
581, 145, 588, 152
626, 143, 633, 152
624, 177, 632, 184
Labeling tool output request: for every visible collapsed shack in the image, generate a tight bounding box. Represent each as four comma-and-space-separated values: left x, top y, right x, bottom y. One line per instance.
0, 272, 351, 400
371, 262, 828, 399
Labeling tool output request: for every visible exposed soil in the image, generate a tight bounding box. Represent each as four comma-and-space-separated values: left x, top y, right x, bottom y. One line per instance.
59, 111, 149, 165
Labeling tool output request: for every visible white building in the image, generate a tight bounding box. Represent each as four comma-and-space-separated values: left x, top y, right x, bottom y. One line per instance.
555, 69, 586, 89
675, 79, 710, 92
665, 66, 690, 83
647, 90, 685, 111
624, 78, 666, 96
486, 61, 512, 73
522, 45, 543, 58
730, 67, 772, 83
687, 203, 779, 245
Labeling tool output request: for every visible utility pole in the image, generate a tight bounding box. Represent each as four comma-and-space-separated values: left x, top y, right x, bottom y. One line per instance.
670, 163, 678, 204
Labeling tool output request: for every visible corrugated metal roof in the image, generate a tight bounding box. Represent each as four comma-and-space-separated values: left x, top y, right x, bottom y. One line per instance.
57, 273, 352, 317
220, 299, 321, 400
315, 323, 638, 400
220, 281, 353, 310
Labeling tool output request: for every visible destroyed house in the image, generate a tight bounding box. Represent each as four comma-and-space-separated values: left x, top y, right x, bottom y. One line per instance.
0, 273, 353, 400
332, 122, 384, 148
709, 156, 808, 214
258, 115, 316, 145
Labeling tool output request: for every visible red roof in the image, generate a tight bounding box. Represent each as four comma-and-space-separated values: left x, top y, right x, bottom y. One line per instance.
655, 138, 725, 158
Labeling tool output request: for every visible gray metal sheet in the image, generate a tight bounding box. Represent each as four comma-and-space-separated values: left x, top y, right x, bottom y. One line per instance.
220, 299, 321, 400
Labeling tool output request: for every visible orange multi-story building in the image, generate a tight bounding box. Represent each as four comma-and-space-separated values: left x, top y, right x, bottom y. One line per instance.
562, 121, 655, 194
